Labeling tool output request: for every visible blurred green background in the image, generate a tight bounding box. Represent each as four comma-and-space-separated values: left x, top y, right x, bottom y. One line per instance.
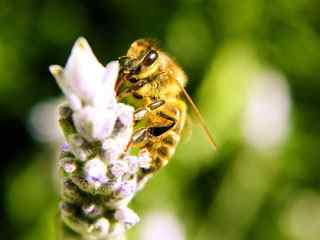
1, 0, 320, 240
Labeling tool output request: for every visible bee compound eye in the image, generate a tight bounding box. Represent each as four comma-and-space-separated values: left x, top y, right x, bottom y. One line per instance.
143, 50, 158, 66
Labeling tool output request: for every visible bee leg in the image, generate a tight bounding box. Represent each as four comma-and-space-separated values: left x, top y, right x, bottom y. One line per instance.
132, 111, 176, 143
117, 78, 149, 100
147, 111, 176, 137
148, 99, 166, 110
131, 78, 149, 91
131, 128, 151, 145
134, 99, 165, 120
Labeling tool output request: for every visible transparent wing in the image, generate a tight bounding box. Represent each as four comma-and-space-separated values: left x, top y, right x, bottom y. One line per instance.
180, 115, 193, 144
175, 79, 218, 151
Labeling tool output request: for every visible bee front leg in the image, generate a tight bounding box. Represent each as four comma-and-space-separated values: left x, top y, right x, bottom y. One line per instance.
117, 78, 150, 100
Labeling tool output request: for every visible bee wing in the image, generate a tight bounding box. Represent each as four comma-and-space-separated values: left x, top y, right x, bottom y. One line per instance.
175, 79, 218, 151
180, 115, 193, 144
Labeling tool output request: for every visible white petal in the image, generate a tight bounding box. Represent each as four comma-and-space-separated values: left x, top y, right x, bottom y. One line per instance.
103, 60, 120, 90
72, 106, 117, 141
49, 65, 70, 96
115, 207, 140, 227
66, 94, 82, 111
88, 218, 110, 238
116, 103, 134, 128
106, 103, 134, 153
102, 138, 124, 161
93, 61, 120, 108
63, 37, 105, 105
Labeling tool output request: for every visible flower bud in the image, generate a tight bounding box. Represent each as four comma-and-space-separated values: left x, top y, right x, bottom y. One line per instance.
84, 158, 108, 189
114, 207, 140, 228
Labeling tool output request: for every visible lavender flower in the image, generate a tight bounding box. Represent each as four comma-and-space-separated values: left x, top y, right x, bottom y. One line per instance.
50, 37, 154, 240
109, 160, 129, 178
114, 180, 137, 199
63, 162, 77, 174
50, 37, 117, 109
84, 158, 109, 189
61, 142, 70, 152
114, 207, 140, 228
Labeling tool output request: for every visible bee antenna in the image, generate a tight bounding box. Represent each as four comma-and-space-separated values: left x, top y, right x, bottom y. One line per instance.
175, 79, 218, 151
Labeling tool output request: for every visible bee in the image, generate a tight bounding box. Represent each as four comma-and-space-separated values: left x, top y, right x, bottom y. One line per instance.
116, 39, 217, 172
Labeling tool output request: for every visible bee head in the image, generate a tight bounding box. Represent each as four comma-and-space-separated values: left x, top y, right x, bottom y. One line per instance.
121, 39, 160, 79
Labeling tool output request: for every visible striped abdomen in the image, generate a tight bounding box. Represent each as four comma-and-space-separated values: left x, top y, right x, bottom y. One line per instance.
146, 99, 187, 172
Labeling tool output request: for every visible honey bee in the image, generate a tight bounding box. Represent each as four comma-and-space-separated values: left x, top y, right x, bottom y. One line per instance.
116, 39, 217, 172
